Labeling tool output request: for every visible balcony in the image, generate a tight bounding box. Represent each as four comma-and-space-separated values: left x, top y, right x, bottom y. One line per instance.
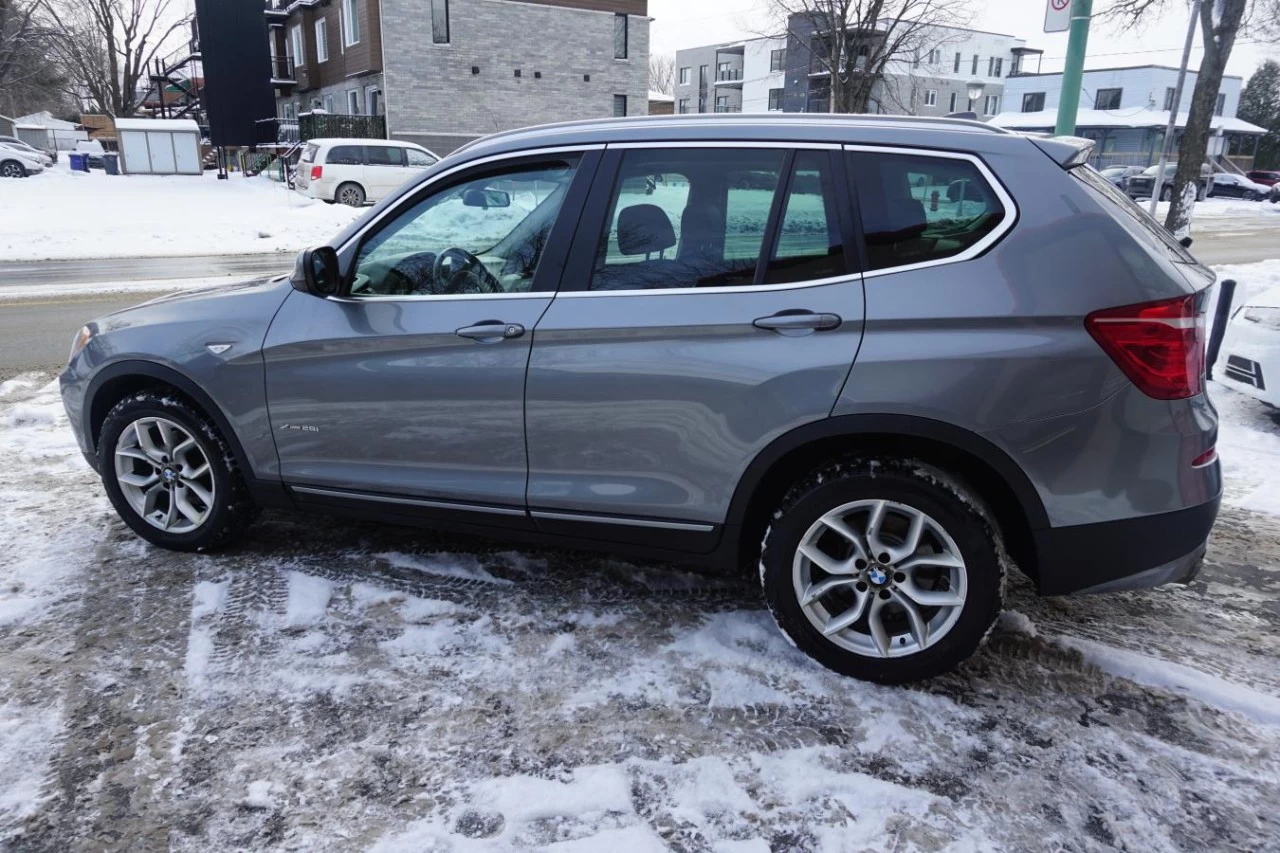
715, 68, 744, 87
271, 56, 297, 89
714, 104, 742, 113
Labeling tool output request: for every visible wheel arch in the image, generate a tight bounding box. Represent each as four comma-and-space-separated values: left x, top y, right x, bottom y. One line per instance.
724, 414, 1048, 583
85, 360, 253, 476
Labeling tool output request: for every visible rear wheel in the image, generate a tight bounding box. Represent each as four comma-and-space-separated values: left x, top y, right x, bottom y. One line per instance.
99, 391, 255, 552
0, 160, 26, 178
760, 458, 1004, 684
1244, 190, 1259, 201
336, 182, 366, 207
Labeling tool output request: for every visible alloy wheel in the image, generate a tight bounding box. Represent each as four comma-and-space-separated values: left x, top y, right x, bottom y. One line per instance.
338, 186, 363, 206
1, 162, 23, 178
113, 417, 216, 534
792, 499, 968, 658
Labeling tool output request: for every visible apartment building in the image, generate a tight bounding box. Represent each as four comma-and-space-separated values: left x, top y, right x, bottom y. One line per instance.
266, 0, 649, 153
674, 18, 1039, 120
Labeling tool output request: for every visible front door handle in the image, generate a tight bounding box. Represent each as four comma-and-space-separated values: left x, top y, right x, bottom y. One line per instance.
456, 321, 525, 343
753, 311, 842, 336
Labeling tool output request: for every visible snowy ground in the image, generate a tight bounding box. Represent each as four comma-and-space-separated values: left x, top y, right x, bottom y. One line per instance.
0, 162, 362, 262
1, 369, 1279, 846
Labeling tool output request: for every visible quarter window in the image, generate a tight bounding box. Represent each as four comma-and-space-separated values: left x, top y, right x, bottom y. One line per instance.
849, 151, 1007, 272
351, 159, 581, 297
589, 148, 786, 291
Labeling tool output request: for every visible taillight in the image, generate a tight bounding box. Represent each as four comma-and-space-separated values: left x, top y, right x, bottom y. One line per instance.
310, 165, 323, 181
1086, 294, 1205, 400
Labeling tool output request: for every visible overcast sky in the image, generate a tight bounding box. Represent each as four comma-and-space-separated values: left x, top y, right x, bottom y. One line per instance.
648, 0, 1280, 81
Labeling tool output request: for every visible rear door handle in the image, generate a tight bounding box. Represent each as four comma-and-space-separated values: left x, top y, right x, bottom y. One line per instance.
753, 311, 842, 335
456, 321, 525, 343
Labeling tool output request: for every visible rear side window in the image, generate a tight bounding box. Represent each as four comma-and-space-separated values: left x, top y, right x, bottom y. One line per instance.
765, 151, 847, 284
1070, 165, 1197, 264
849, 151, 1007, 272
366, 145, 404, 166
326, 145, 363, 165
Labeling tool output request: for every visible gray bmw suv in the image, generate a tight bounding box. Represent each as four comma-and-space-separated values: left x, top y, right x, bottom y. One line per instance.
60, 115, 1222, 683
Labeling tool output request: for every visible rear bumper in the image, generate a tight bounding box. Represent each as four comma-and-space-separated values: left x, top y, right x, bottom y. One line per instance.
1032, 495, 1220, 596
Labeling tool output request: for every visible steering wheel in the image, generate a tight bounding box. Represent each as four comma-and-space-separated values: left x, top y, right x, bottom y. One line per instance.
432, 247, 503, 295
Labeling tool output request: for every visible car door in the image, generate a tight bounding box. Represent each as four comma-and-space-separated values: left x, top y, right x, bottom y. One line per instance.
364, 144, 406, 199
263, 149, 599, 520
524, 144, 865, 546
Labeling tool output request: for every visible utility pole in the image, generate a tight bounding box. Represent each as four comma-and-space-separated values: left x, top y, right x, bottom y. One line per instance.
1054, 0, 1094, 136
1149, 0, 1202, 215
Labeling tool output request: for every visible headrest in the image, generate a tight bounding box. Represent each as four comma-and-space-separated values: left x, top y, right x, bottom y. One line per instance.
617, 204, 677, 256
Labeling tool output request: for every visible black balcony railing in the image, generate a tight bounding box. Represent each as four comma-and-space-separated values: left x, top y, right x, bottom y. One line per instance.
716, 69, 743, 82
270, 56, 295, 82
300, 112, 387, 142
714, 104, 742, 113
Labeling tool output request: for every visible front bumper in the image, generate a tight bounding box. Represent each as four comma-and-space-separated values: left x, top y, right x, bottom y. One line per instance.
1032, 495, 1220, 596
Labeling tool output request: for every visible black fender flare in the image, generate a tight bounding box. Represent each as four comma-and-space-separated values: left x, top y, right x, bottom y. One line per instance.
724, 413, 1050, 531
83, 359, 254, 476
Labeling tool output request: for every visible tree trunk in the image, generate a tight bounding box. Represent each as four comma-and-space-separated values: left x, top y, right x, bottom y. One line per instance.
1164, 0, 1246, 235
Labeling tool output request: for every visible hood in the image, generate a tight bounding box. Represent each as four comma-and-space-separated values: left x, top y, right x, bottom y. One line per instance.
105, 275, 292, 318
96, 275, 294, 335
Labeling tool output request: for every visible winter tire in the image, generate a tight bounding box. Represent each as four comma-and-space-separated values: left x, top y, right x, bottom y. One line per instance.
336, 182, 366, 207
0, 160, 26, 178
99, 391, 255, 552
760, 458, 1004, 684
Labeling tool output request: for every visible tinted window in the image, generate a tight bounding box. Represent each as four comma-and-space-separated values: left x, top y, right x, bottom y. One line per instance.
327, 145, 363, 165
765, 151, 847, 284
590, 148, 785, 291
850, 152, 1006, 272
352, 159, 579, 297
366, 145, 404, 166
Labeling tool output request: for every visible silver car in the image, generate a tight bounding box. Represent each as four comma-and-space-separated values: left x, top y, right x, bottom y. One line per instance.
60, 115, 1222, 683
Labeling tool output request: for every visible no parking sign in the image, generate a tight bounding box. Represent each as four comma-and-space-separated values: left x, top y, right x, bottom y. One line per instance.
1045, 0, 1072, 32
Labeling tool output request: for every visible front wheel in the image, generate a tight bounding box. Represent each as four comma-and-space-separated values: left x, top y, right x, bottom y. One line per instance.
99, 391, 256, 551
760, 458, 1004, 684
0, 160, 27, 178
1244, 190, 1259, 201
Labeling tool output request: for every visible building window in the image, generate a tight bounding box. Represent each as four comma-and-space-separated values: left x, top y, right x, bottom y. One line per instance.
768, 88, 784, 111
679, 66, 690, 85
954, 52, 961, 73
717, 61, 731, 80
343, 0, 360, 46
925, 89, 938, 107
614, 14, 628, 60
347, 89, 361, 115
1094, 88, 1122, 110
715, 94, 729, 111
366, 85, 381, 116
677, 98, 690, 114
289, 25, 303, 66
1022, 92, 1044, 112
431, 0, 449, 45
1215, 92, 1226, 116
322, 94, 334, 113
613, 94, 628, 117
1164, 87, 1177, 111
949, 92, 958, 111
770, 48, 785, 72
314, 19, 328, 62
928, 48, 940, 64
992, 58, 1002, 77
699, 65, 708, 85
971, 55, 978, 75
984, 94, 1000, 115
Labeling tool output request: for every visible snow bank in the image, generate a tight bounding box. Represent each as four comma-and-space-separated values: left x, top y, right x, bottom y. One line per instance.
0, 161, 361, 262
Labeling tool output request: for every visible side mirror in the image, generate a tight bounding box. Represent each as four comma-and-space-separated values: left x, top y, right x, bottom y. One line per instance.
291, 246, 342, 296
1179, 236, 1194, 249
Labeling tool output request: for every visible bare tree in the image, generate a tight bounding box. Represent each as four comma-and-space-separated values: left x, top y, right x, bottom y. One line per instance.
38, 0, 190, 116
649, 53, 676, 96
0, 0, 70, 116
1107, 0, 1250, 235
766, 0, 973, 114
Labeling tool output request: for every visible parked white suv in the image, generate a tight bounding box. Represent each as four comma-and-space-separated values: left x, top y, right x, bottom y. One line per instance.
296, 138, 440, 206
0, 141, 48, 177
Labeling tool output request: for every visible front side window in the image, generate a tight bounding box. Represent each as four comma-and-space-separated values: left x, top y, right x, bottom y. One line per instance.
366, 146, 403, 167
849, 151, 1007, 272
1022, 92, 1045, 112
614, 13, 628, 59
343, 0, 361, 45
352, 159, 580, 297
589, 148, 786, 291
1095, 88, 1122, 110
771, 48, 785, 72
432, 0, 449, 44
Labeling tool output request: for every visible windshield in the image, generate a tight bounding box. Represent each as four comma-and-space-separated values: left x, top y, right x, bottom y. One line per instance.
1072, 164, 1199, 264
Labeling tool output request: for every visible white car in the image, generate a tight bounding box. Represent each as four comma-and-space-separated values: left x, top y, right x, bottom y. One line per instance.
1218, 285, 1280, 407
0, 142, 47, 177
295, 138, 440, 206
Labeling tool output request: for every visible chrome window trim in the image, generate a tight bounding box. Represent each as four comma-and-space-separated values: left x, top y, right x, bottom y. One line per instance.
291, 485, 527, 517
844, 143, 1018, 281
334, 144, 604, 303
607, 140, 842, 150
530, 509, 715, 532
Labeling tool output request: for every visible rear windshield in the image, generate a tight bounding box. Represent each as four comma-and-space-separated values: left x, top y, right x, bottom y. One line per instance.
1071, 164, 1198, 264
301, 144, 319, 163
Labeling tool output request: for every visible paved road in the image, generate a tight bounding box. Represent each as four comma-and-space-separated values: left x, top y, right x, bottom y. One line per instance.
0, 253, 293, 288
1192, 225, 1277, 265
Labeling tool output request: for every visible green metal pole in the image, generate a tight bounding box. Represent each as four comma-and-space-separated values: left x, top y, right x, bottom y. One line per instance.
1054, 0, 1094, 136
